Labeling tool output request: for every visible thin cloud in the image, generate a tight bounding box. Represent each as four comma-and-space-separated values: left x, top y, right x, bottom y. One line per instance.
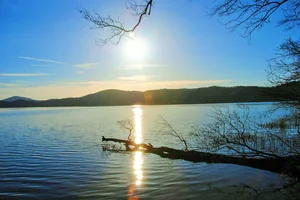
0, 83, 18, 87
123, 64, 168, 70
31, 64, 51, 67
75, 63, 101, 69
19, 56, 65, 64
76, 70, 84, 74
0, 73, 47, 77
117, 75, 153, 81
74, 79, 231, 87
77, 81, 105, 85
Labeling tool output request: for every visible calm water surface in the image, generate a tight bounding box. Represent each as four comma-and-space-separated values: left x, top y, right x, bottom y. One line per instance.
0, 104, 295, 199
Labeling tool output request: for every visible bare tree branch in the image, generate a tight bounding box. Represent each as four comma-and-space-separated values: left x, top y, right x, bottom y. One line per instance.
209, 0, 300, 38
79, 0, 300, 43
159, 115, 189, 151
267, 38, 300, 109
117, 119, 134, 140
78, 0, 153, 46
194, 105, 300, 158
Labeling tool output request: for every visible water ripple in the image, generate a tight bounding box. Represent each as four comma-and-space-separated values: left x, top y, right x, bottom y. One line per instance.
0, 106, 293, 199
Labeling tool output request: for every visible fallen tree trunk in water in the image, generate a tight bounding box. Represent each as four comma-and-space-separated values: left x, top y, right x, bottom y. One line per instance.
102, 136, 300, 179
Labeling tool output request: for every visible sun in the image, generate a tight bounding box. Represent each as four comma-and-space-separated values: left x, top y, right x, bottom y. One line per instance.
125, 38, 147, 60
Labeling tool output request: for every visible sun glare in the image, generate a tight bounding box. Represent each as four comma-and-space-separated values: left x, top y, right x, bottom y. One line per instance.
128, 106, 144, 199
125, 38, 147, 60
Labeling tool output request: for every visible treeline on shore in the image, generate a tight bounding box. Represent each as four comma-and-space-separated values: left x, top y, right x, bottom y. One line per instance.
1, 83, 299, 107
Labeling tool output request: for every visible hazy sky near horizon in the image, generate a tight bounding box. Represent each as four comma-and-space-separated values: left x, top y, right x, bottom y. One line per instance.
0, 0, 299, 100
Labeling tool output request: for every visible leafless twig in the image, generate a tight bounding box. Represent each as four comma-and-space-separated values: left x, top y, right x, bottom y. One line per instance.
78, 0, 153, 46
159, 115, 189, 151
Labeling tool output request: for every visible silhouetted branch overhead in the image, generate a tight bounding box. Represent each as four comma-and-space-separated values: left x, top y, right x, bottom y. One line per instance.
78, 0, 153, 45
79, 0, 300, 43
209, 0, 300, 38
278, 0, 300, 29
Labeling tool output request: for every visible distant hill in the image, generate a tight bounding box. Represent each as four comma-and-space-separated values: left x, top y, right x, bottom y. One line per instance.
0, 84, 297, 108
2, 96, 36, 102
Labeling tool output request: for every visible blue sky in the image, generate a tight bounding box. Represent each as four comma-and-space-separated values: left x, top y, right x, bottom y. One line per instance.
0, 0, 299, 100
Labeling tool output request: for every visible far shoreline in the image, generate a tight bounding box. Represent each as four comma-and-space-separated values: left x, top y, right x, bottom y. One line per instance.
0, 101, 277, 109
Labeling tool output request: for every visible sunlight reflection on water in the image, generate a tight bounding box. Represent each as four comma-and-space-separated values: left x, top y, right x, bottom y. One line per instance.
134, 152, 143, 186
128, 106, 144, 199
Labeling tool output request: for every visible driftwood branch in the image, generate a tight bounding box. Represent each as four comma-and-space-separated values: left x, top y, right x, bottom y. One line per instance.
102, 136, 300, 179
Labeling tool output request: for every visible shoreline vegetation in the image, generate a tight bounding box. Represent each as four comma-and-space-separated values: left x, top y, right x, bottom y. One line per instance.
104, 106, 300, 182
1, 83, 299, 108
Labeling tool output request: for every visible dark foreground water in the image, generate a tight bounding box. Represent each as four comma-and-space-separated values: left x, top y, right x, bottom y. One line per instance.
0, 104, 297, 199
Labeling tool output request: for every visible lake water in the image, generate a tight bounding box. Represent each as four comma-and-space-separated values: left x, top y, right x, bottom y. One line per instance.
0, 104, 296, 199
